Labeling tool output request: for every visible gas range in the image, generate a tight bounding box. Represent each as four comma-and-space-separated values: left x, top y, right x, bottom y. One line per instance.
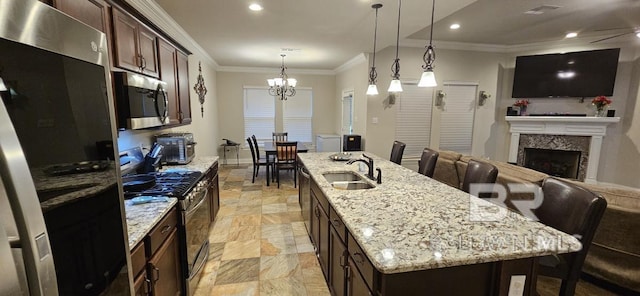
123, 171, 203, 199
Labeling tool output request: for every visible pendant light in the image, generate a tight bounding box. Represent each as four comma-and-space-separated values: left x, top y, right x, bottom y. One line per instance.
366, 4, 383, 96
388, 0, 403, 93
418, 0, 437, 87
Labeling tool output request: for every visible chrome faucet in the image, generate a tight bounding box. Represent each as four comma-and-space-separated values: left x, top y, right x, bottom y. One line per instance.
347, 154, 376, 181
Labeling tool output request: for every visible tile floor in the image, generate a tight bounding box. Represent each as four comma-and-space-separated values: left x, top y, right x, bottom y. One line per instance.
193, 165, 330, 296
195, 164, 622, 296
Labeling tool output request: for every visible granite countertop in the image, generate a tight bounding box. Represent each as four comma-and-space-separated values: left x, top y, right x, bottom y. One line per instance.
159, 156, 219, 173
32, 161, 119, 213
124, 197, 177, 248
297, 152, 582, 274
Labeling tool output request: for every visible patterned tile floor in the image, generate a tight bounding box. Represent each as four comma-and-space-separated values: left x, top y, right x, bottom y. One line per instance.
194, 165, 331, 296
195, 165, 621, 296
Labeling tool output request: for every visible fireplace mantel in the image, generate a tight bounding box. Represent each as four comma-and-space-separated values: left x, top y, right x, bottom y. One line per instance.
505, 116, 620, 183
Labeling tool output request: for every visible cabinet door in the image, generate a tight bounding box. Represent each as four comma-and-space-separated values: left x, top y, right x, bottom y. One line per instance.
112, 9, 140, 72
138, 25, 159, 78
210, 174, 220, 221
158, 39, 180, 125
148, 228, 182, 296
329, 227, 347, 296
347, 258, 372, 296
133, 271, 150, 296
54, 0, 110, 33
310, 193, 319, 248
318, 201, 330, 279
176, 51, 192, 123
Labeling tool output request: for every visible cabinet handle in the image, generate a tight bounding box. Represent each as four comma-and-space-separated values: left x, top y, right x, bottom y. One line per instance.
339, 251, 347, 267
314, 206, 320, 218
353, 252, 365, 264
143, 277, 151, 295
152, 265, 160, 283
84, 282, 93, 290
160, 224, 172, 234
345, 265, 351, 280
141, 55, 147, 70
332, 218, 342, 228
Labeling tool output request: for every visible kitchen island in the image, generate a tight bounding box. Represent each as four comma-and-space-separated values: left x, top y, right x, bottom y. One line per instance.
298, 152, 581, 295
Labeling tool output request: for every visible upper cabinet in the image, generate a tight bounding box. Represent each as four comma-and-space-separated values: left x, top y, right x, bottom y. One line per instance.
112, 9, 159, 78
54, 0, 111, 33
158, 39, 191, 125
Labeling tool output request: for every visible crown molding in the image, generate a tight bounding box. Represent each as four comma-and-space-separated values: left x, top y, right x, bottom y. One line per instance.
333, 53, 367, 73
124, 0, 218, 69
217, 66, 335, 75
401, 39, 509, 53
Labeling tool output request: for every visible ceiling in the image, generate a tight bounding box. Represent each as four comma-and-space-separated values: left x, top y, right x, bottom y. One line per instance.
152, 0, 640, 70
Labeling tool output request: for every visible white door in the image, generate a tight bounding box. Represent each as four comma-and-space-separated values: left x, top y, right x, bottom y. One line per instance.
341, 91, 354, 135
438, 83, 478, 155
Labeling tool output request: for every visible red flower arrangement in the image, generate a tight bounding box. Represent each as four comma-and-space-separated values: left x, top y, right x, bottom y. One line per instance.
592, 96, 612, 110
513, 99, 530, 107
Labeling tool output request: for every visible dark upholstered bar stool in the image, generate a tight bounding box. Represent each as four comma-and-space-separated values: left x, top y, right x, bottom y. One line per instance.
390, 141, 406, 165
272, 132, 288, 142
461, 159, 498, 198
275, 141, 298, 188
535, 178, 607, 296
417, 148, 439, 178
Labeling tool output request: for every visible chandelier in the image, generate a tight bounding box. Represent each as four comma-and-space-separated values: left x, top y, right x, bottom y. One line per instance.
267, 54, 297, 100
388, 0, 403, 93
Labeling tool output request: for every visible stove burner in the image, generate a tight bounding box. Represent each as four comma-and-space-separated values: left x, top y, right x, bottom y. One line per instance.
123, 170, 203, 199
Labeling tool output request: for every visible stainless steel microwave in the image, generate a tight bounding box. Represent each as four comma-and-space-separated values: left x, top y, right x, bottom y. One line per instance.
114, 72, 169, 130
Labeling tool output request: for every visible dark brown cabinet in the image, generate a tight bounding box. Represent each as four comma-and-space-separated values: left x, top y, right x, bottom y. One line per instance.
310, 183, 330, 279
112, 8, 159, 77
346, 257, 372, 296
148, 228, 181, 296
329, 226, 347, 296
158, 38, 191, 125
176, 50, 191, 124
54, 0, 111, 33
206, 162, 220, 222
158, 38, 180, 125
130, 207, 182, 296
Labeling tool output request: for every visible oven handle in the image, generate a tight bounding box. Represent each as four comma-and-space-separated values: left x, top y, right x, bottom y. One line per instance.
188, 240, 209, 280
185, 187, 208, 219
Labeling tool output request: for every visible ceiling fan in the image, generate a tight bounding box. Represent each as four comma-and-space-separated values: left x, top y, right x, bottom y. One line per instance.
590, 27, 640, 43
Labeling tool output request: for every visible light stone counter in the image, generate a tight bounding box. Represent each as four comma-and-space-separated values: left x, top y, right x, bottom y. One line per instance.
298, 152, 582, 274
124, 198, 177, 249
160, 156, 219, 173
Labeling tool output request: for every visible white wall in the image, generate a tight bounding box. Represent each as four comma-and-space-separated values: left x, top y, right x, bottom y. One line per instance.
364, 45, 506, 159
335, 56, 369, 139
216, 71, 336, 162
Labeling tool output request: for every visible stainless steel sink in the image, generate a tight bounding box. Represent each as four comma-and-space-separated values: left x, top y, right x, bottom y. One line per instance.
322, 172, 363, 183
331, 181, 374, 190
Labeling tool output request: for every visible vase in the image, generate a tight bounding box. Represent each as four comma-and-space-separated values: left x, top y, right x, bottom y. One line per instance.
519, 106, 527, 116
595, 106, 608, 117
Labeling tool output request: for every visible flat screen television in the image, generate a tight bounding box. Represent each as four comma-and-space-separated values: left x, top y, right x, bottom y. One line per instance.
512, 48, 620, 98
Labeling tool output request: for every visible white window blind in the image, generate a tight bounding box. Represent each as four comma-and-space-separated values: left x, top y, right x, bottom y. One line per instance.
283, 89, 313, 143
395, 83, 433, 158
244, 87, 275, 143
439, 83, 477, 155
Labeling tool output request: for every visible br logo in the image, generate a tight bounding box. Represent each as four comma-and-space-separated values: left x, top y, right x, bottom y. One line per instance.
468, 183, 543, 222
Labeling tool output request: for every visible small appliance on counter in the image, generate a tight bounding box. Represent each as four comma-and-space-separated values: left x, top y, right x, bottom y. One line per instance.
156, 133, 196, 165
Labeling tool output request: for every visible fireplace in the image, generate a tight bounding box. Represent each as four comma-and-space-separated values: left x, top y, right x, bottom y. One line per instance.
524, 148, 581, 179
505, 116, 619, 184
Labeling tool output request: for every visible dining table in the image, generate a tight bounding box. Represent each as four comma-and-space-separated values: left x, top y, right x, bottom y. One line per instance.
263, 141, 309, 186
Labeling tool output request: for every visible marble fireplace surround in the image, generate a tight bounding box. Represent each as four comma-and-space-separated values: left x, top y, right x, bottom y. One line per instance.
505, 116, 620, 184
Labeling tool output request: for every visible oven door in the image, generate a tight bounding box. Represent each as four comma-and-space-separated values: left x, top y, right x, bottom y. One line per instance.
183, 186, 210, 296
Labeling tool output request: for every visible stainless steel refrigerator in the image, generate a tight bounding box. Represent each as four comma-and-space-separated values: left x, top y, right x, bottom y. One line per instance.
0, 0, 132, 294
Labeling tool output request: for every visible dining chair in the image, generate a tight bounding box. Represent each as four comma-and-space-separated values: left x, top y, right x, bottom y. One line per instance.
461, 159, 498, 198
275, 141, 298, 188
272, 132, 288, 142
417, 148, 439, 178
535, 177, 607, 296
390, 141, 406, 165
249, 135, 272, 181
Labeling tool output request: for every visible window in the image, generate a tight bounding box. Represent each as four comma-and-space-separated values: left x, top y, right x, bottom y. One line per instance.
395, 83, 433, 158
439, 83, 477, 155
243, 87, 313, 144
283, 88, 313, 143
244, 87, 275, 143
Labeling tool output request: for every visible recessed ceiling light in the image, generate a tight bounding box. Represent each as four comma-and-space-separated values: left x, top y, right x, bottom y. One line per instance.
450, 23, 460, 30
249, 3, 263, 11
636, 32, 640, 38
565, 32, 578, 38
